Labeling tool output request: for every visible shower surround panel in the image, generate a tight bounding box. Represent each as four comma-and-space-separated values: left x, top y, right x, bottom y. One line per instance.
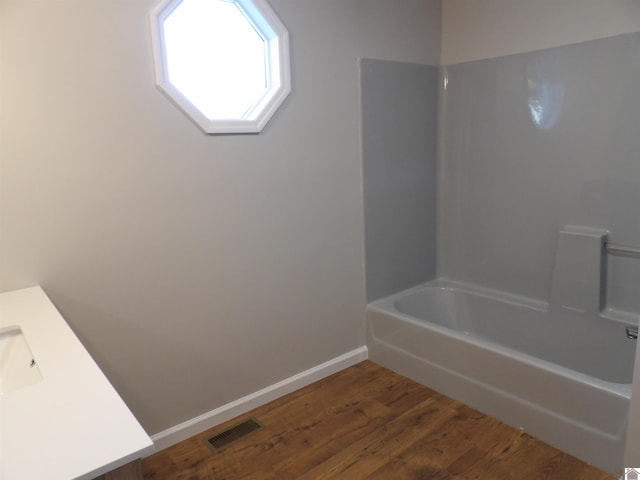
438, 33, 640, 310
362, 33, 640, 476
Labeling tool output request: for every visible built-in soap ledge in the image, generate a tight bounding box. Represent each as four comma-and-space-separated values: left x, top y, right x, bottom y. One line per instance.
550, 226, 640, 324
603, 239, 640, 324
550, 226, 607, 314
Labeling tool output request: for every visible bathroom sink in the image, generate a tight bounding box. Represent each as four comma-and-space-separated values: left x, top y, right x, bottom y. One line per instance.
0, 326, 42, 394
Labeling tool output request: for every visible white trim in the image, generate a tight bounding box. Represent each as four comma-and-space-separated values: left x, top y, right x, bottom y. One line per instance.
149, 346, 368, 453
149, 0, 291, 134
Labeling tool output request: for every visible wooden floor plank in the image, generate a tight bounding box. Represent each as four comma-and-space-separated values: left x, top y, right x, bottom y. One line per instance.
296, 397, 459, 480
142, 361, 615, 480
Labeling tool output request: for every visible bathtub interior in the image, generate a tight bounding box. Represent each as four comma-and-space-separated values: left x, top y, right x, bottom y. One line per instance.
389, 279, 637, 384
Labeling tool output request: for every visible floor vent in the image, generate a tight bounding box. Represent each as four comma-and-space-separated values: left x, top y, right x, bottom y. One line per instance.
205, 418, 264, 452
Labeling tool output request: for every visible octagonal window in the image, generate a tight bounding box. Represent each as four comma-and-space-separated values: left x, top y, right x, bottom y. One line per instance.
150, 0, 291, 134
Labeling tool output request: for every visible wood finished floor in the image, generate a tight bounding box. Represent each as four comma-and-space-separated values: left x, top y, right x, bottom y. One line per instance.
142, 361, 615, 480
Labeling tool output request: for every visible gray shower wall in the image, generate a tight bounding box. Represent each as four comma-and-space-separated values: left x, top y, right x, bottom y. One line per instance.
363, 33, 640, 313
438, 32, 640, 312
361, 59, 439, 301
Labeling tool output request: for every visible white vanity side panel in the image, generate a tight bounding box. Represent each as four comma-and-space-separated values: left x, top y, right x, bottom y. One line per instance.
0, 287, 153, 480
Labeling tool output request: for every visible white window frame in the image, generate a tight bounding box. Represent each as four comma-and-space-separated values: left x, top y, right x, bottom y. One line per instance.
150, 0, 291, 134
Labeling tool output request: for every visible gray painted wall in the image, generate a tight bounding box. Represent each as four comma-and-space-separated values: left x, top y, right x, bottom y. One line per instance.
361, 59, 439, 301
438, 33, 640, 313
5, 0, 640, 456
0, 0, 442, 435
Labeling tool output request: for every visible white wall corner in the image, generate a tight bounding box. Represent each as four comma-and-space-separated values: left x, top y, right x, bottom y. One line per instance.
149, 346, 368, 453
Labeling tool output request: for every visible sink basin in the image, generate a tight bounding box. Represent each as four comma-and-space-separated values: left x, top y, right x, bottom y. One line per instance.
0, 326, 42, 394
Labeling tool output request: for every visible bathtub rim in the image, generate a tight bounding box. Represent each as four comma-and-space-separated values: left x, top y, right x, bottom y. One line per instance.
369, 277, 633, 398
370, 277, 549, 312
371, 277, 640, 325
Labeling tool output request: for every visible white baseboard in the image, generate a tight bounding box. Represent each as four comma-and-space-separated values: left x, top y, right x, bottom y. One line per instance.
149, 346, 368, 453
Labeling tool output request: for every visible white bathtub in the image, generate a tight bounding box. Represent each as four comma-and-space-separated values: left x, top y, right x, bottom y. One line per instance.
366, 278, 636, 475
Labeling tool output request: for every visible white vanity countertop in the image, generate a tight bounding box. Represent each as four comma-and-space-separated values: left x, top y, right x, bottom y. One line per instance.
0, 286, 154, 480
